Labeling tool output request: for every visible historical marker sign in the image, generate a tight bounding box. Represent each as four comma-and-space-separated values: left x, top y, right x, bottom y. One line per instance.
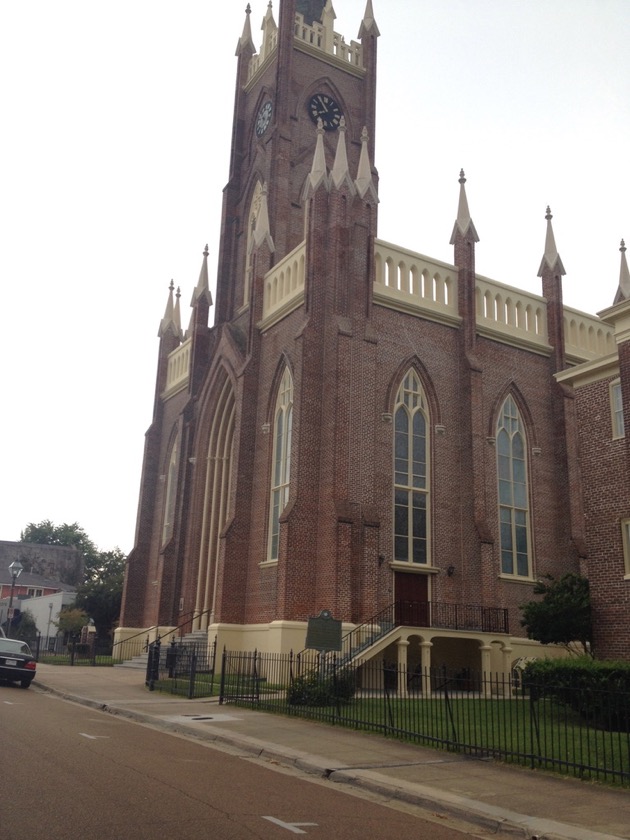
305, 609, 342, 652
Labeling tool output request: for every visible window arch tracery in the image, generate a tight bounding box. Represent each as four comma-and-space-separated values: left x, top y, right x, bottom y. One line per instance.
393, 370, 430, 564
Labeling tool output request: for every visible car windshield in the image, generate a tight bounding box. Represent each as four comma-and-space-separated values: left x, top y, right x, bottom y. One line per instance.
0, 639, 31, 655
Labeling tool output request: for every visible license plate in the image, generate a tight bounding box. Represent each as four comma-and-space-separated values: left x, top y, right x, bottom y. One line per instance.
5, 659, 18, 666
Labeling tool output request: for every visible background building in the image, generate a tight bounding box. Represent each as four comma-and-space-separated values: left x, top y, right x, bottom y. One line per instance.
0, 542, 79, 635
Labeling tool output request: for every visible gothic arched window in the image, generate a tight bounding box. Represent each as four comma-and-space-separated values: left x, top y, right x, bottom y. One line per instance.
194, 373, 235, 631
393, 370, 429, 564
269, 367, 293, 561
497, 395, 531, 577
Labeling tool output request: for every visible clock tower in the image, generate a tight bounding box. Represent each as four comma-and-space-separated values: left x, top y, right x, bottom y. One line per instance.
163, 0, 382, 643
214, 0, 379, 325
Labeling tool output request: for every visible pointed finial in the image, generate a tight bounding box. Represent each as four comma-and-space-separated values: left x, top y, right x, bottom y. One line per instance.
159, 280, 181, 338
614, 237, 630, 304
236, 4, 255, 56
191, 242, 213, 307
538, 205, 565, 276
302, 117, 330, 198
331, 115, 354, 193
359, 0, 380, 38
450, 168, 479, 243
355, 125, 379, 202
251, 181, 275, 253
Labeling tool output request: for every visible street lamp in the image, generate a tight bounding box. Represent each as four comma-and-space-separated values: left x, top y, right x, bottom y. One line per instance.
47, 602, 54, 645
6, 560, 24, 636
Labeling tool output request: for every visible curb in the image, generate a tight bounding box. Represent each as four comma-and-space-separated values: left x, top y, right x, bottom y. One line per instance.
35, 682, 626, 840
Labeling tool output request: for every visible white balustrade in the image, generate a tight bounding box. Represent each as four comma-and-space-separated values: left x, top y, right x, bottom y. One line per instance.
260, 241, 306, 328
164, 338, 191, 395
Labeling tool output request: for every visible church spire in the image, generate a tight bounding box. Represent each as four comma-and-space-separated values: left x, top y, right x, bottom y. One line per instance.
158, 280, 182, 339
303, 119, 329, 198
190, 244, 213, 308
614, 239, 630, 304
236, 4, 256, 56
359, 0, 380, 37
330, 117, 355, 193
260, 2, 278, 60
450, 170, 479, 244
538, 206, 566, 276
354, 126, 378, 202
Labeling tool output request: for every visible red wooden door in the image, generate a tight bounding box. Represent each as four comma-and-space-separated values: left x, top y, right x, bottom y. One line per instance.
395, 573, 429, 626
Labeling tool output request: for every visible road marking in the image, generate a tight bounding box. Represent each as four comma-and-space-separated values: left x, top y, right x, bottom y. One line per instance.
262, 817, 318, 834
3, 701, 18, 705
79, 733, 110, 740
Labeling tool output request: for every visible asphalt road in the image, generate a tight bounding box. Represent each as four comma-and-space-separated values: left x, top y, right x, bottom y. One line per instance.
0, 683, 493, 839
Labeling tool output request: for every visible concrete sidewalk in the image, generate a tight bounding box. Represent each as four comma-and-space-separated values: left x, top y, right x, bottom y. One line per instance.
29, 663, 630, 840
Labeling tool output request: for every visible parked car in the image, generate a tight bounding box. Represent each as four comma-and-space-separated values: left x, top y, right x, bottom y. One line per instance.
0, 638, 36, 688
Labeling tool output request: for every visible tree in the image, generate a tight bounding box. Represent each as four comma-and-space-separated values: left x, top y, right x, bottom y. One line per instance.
7, 608, 38, 641
55, 607, 89, 637
75, 548, 126, 637
520, 573, 592, 656
21, 520, 99, 571
20, 520, 126, 638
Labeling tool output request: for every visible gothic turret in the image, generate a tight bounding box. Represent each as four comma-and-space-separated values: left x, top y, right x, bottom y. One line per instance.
158, 280, 182, 344
330, 117, 355, 194
187, 246, 213, 396
354, 126, 378, 202
303, 119, 329, 199
451, 170, 479, 350
538, 207, 566, 371
614, 239, 630, 305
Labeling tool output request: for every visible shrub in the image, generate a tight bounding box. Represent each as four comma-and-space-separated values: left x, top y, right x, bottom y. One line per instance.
523, 658, 630, 732
287, 667, 356, 706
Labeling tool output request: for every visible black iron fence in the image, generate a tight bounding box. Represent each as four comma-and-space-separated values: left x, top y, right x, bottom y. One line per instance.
27, 633, 149, 666
145, 636, 218, 699
219, 649, 630, 787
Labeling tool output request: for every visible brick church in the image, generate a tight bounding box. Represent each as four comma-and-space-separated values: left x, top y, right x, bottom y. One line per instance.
118, 0, 629, 670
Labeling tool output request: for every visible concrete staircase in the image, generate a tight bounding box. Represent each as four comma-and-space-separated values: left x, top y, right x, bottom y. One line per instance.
114, 630, 211, 670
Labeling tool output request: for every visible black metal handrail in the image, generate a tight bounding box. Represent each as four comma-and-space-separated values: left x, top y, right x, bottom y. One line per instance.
338, 600, 510, 666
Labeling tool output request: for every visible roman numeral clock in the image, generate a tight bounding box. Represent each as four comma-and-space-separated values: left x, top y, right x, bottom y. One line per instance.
255, 101, 273, 137
307, 93, 342, 130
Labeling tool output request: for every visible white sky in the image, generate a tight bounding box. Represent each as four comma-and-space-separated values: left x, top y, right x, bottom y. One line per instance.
2, 1, 628, 553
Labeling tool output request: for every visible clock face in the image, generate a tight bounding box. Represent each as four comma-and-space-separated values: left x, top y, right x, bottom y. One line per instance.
307, 93, 342, 131
255, 101, 273, 137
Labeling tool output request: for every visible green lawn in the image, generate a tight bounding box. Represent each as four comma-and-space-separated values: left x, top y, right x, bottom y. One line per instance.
245, 692, 630, 785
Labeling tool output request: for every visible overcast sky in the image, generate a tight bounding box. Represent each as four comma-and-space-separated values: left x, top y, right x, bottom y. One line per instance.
2, 0, 628, 554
